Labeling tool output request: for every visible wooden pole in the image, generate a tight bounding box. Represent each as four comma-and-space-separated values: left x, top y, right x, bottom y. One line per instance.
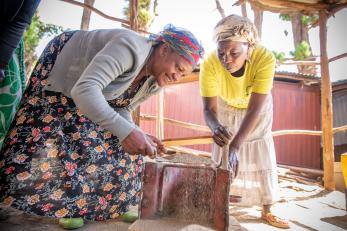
129, 0, 141, 125
241, 2, 248, 18
319, 10, 335, 190
156, 91, 164, 139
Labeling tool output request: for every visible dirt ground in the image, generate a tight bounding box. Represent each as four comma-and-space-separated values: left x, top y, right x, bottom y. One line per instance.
0, 176, 346, 231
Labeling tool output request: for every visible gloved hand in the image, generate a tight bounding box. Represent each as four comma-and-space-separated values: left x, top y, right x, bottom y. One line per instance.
228, 148, 239, 179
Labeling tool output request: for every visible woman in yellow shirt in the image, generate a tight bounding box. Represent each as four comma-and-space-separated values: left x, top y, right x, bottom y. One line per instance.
200, 14, 289, 229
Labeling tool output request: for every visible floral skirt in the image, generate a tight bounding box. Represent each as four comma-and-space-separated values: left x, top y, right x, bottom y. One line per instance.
0, 32, 144, 221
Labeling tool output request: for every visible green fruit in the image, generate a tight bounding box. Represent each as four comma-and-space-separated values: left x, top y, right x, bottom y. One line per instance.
58, 217, 84, 230
119, 211, 138, 223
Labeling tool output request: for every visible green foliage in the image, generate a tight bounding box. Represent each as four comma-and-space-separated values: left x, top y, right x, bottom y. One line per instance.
272, 51, 286, 62
290, 41, 311, 60
279, 14, 291, 21
279, 13, 318, 26
24, 13, 63, 76
301, 15, 318, 26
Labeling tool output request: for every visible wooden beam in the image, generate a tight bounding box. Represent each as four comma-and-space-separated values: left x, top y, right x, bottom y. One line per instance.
329, 52, 347, 63
250, 0, 328, 11
129, 0, 139, 31
319, 10, 335, 191
156, 91, 164, 139
162, 136, 213, 146
130, 0, 140, 125
140, 114, 211, 132
60, 0, 129, 24
167, 72, 199, 85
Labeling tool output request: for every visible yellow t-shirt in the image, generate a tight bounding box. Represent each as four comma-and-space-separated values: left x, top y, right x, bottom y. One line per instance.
199, 46, 275, 109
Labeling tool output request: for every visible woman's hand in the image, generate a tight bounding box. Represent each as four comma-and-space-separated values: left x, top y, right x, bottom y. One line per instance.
212, 125, 232, 147
228, 144, 239, 178
146, 134, 166, 156
121, 129, 156, 158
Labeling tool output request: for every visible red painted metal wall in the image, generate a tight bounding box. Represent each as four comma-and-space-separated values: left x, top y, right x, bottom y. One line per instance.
272, 81, 321, 169
140, 80, 321, 169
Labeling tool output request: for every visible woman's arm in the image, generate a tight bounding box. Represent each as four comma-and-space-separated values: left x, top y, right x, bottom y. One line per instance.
202, 96, 231, 147
229, 92, 268, 151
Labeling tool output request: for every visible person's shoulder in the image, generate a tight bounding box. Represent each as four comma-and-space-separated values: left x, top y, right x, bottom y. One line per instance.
202, 50, 219, 64
251, 45, 275, 65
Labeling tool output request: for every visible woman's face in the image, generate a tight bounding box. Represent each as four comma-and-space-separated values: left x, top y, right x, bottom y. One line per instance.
217, 40, 249, 74
152, 43, 193, 87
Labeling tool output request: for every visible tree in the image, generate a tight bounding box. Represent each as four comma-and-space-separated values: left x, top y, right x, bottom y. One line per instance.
251, 5, 263, 39
24, 13, 64, 77
123, 0, 158, 31
279, 13, 318, 75
80, 0, 96, 30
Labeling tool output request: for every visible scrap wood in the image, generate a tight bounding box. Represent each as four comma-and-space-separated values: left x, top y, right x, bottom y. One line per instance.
167, 146, 212, 158
286, 170, 321, 181
278, 174, 321, 186
277, 164, 323, 177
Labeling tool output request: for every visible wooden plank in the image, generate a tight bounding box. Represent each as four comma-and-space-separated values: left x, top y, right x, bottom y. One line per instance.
319, 10, 335, 190
156, 91, 164, 139
162, 136, 213, 146
140, 114, 211, 132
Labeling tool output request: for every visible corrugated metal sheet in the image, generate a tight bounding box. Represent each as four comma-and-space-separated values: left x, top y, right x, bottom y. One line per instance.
272, 81, 321, 169
140, 80, 322, 169
332, 88, 347, 161
140, 82, 211, 151
333, 90, 347, 146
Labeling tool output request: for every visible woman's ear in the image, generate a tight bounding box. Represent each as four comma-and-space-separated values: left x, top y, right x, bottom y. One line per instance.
159, 42, 170, 57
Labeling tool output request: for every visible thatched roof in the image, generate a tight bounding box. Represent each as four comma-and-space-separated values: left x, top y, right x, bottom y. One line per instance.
235, 0, 347, 15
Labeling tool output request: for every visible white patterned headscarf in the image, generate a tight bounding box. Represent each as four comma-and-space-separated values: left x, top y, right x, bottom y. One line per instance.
213, 14, 259, 48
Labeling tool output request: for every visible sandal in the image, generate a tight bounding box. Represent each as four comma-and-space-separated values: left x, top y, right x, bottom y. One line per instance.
261, 212, 290, 229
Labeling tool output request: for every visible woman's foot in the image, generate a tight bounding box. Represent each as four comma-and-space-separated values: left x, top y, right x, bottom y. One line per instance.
118, 211, 138, 223
58, 217, 84, 230
261, 212, 290, 229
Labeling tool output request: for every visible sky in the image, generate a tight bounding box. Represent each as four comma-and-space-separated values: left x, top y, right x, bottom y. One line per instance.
36, 0, 347, 81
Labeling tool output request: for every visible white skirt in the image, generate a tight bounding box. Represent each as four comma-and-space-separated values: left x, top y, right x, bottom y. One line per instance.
212, 95, 279, 206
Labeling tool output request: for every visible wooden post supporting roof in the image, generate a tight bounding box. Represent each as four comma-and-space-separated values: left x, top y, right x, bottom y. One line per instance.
130, 0, 141, 125
319, 10, 335, 190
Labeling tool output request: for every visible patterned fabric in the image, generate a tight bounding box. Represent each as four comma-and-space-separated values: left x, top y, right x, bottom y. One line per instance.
0, 31, 145, 221
213, 14, 259, 48
0, 39, 26, 150
149, 24, 204, 68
